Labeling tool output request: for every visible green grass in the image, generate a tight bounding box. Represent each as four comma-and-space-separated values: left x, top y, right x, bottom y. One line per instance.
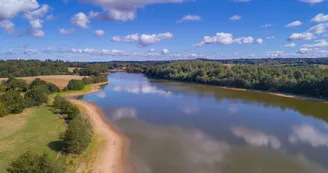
48, 85, 92, 105
0, 108, 67, 172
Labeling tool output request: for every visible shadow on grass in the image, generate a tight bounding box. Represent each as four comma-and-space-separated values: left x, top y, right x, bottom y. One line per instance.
48, 141, 63, 153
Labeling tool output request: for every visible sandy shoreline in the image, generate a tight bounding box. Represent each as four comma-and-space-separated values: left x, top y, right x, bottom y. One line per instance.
66, 82, 132, 173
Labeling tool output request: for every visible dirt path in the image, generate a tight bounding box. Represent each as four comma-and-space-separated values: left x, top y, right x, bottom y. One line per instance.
67, 82, 130, 173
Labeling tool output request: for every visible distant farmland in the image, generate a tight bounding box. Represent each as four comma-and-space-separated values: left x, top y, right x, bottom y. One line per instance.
0, 75, 85, 89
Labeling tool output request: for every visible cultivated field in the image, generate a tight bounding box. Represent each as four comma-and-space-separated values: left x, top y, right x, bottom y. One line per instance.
0, 108, 67, 172
0, 75, 85, 89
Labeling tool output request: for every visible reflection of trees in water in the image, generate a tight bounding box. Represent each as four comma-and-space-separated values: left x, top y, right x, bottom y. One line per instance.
152, 81, 328, 123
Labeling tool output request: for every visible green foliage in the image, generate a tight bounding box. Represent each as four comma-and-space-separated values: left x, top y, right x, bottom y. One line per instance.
62, 117, 92, 154
6, 150, 61, 173
53, 95, 80, 119
0, 90, 25, 114
82, 75, 108, 85
46, 83, 60, 93
29, 78, 60, 94
73, 64, 108, 76
5, 78, 27, 92
25, 88, 48, 107
0, 101, 8, 117
29, 78, 47, 89
0, 84, 6, 93
67, 80, 85, 91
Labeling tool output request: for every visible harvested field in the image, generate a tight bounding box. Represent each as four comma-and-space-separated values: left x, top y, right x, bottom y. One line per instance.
0, 75, 85, 89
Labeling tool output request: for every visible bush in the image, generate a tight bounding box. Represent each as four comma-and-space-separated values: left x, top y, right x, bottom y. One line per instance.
30, 78, 60, 93
5, 77, 27, 92
63, 117, 92, 154
67, 80, 84, 90
29, 78, 47, 89
7, 150, 61, 173
0, 90, 25, 114
25, 88, 48, 107
53, 95, 80, 119
0, 101, 8, 117
47, 83, 60, 93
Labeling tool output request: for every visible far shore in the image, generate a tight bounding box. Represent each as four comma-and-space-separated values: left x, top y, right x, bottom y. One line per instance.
65, 82, 132, 173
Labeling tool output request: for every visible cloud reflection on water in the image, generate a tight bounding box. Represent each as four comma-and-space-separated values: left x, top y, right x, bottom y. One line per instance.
231, 126, 281, 149
110, 108, 137, 121
112, 84, 171, 96
289, 124, 328, 148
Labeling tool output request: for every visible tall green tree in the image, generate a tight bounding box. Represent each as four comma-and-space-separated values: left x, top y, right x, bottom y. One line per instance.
0, 90, 25, 114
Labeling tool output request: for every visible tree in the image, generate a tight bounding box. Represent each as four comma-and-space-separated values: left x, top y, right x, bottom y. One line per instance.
63, 117, 92, 154
7, 150, 61, 173
0, 90, 25, 114
0, 101, 8, 117
29, 78, 47, 89
5, 78, 27, 92
25, 88, 48, 107
47, 83, 60, 93
67, 80, 84, 90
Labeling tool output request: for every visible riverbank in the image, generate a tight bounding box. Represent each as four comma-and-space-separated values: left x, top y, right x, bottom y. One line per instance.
65, 82, 131, 173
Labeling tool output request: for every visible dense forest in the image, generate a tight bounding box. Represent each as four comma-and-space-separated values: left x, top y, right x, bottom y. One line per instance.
126, 60, 328, 100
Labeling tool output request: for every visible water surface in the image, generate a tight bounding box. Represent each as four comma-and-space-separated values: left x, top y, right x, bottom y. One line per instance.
84, 72, 328, 173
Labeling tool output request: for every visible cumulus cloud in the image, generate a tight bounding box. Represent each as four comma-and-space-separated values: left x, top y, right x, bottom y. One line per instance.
0, 0, 39, 21
303, 39, 328, 48
81, 0, 184, 21
0, 20, 14, 33
94, 30, 104, 37
230, 15, 241, 20
289, 124, 328, 148
27, 28, 45, 37
162, 48, 169, 54
299, 0, 324, 4
231, 126, 281, 150
112, 32, 173, 47
59, 28, 76, 35
311, 13, 328, 23
284, 43, 296, 48
261, 24, 272, 28
288, 32, 315, 41
29, 19, 43, 28
285, 20, 302, 27
177, 15, 202, 23
24, 4, 50, 20
71, 12, 89, 28
194, 32, 263, 46
308, 23, 328, 35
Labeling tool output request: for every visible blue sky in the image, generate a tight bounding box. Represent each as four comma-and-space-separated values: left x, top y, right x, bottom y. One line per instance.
0, 0, 328, 61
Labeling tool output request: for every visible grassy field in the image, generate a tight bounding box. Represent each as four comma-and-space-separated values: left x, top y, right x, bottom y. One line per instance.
318, 64, 328, 69
48, 85, 92, 105
0, 108, 67, 172
0, 75, 85, 89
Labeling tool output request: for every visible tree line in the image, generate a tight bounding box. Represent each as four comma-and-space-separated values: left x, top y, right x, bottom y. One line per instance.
127, 60, 328, 100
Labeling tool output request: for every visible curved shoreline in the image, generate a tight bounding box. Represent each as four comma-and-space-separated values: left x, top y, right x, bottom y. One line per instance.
66, 82, 132, 173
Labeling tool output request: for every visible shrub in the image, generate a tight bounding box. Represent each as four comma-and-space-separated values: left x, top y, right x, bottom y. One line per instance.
63, 117, 92, 154
25, 88, 48, 107
29, 78, 47, 89
7, 150, 61, 173
5, 77, 27, 92
67, 80, 84, 90
0, 90, 25, 114
0, 101, 8, 117
53, 95, 80, 119
47, 83, 60, 93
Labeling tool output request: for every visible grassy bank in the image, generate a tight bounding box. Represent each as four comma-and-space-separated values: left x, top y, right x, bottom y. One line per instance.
0, 108, 67, 172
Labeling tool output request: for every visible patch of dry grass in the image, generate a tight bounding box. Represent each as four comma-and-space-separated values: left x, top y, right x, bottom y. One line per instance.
0, 75, 85, 89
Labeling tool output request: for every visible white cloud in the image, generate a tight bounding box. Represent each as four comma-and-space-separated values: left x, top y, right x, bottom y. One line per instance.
311, 13, 328, 23
71, 12, 89, 28
24, 4, 50, 20
45, 14, 56, 20
256, 38, 264, 44
285, 20, 302, 27
308, 23, 328, 35
162, 49, 169, 54
231, 126, 281, 149
261, 24, 272, 28
289, 124, 328, 148
266, 36, 275, 40
24, 49, 37, 55
284, 43, 296, 48
299, 0, 324, 4
230, 15, 241, 20
303, 39, 328, 48
29, 19, 43, 28
89, 9, 135, 21
0, 0, 39, 21
94, 30, 104, 37
59, 28, 76, 35
82, 0, 184, 21
111, 108, 137, 121
177, 15, 202, 23
27, 28, 45, 37
288, 32, 315, 41
195, 32, 262, 46
112, 32, 173, 47
113, 84, 171, 96
0, 20, 14, 33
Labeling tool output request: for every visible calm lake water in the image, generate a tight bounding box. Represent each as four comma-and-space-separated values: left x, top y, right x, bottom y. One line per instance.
84, 72, 328, 173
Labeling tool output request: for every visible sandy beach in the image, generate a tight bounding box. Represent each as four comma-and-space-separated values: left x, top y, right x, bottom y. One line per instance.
67, 82, 131, 173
